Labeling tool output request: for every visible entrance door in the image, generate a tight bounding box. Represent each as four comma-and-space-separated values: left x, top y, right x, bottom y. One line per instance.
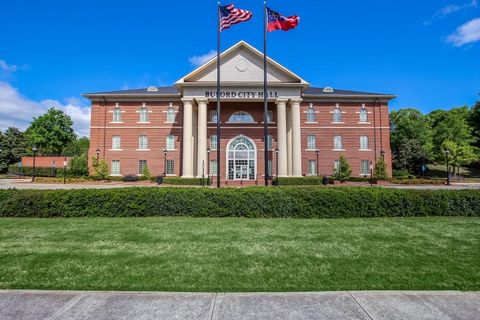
227, 136, 256, 180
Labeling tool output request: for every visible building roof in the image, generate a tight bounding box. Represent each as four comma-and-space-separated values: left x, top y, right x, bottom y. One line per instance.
304, 87, 395, 98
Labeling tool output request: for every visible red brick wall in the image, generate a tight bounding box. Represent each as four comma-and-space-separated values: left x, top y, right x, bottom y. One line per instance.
89, 99, 392, 178
22, 156, 72, 168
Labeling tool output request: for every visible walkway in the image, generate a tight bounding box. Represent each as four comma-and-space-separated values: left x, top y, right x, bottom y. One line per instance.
0, 290, 479, 320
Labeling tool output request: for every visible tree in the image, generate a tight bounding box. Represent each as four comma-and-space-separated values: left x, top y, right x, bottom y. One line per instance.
469, 101, 480, 149
442, 140, 478, 175
26, 108, 76, 155
393, 139, 431, 174
69, 154, 89, 176
428, 106, 475, 163
0, 127, 28, 173
374, 156, 388, 180
92, 159, 109, 180
141, 165, 151, 181
332, 154, 351, 182
390, 109, 432, 172
62, 137, 90, 156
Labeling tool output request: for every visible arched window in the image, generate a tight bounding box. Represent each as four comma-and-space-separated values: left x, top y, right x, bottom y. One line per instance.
333, 105, 342, 122
228, 111, 255, 123
359, 105, 368, 123
306, 105, 316, 122
227, 136, 256, 180
113, 103, 122, 122
166, 103, 176, 123
139, 103, 148, 123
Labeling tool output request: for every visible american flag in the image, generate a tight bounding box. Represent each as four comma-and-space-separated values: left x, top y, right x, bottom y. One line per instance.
220, 4, 253, 31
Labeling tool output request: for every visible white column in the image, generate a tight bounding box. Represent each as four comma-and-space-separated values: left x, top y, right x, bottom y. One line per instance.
286, 104, 293, 176
291, 99, 303, 177
192, 104, 198, 177
181, 98, 194, 178
196, 98, 208, 178
275, 99, 288, 177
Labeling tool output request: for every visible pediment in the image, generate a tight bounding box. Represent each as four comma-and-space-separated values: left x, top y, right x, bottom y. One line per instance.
176, 41, 308, 86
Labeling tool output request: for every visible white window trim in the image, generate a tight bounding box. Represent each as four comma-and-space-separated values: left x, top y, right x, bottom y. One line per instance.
359, 149, 372, 152
110, 121, 124, 124
305, 121, 319, 124
305, 149, 318, 152
166, 148, 178, 151
109, 149, 123, 151
164, 121, 178, 124
137, 121, 151, 124
136, 110, 153, 113
357, 122, 371, 124
331, 121, 345, 124
358, 173, 371, 176
109, 174, 123, 177
332, 149, 346, 152
136, 149, 151, 151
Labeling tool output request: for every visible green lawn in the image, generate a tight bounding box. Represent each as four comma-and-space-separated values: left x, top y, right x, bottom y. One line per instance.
0, 217, 479, 292
428, 164, 480, 181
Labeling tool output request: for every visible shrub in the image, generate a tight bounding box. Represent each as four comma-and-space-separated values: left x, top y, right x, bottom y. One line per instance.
123, 175, 139, 182
374, 157, 389, 180
92, 159, 109, 180
332, 155, 352, 182
0, 187, 478, 218
393, 169, 415, 179
162, 177, 203, 185
140, 165, 151, 181
8, 164, 57, 177
69, 154, 88, 176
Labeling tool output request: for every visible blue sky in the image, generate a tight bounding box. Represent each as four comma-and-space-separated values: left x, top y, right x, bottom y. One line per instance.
0, 0, 479, 136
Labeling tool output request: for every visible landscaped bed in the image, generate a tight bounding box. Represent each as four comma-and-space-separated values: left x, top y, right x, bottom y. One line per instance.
0, 217, 478, 291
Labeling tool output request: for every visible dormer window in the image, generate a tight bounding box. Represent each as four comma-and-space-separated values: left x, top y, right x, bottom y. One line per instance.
332, 104, 342, 123
228, 111, 255, 123
147, 86, 158, 92
113, 103, 122, 123
359, 104, 368, 123
139, 103, 148, 123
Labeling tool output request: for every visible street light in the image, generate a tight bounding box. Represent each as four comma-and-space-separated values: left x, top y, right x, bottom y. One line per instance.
95, 149, 100, 160
207, 147, 211, 186
315, 149, 320, 177
63, 157, 67, 184
163, 149, 168, 177
31, 145, 37, 182
444, 149, 451, 186
274, 147, 279, 184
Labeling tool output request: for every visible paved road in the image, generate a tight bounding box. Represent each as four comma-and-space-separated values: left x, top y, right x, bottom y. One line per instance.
0, 290, 479, 320
1, 179, 480, 190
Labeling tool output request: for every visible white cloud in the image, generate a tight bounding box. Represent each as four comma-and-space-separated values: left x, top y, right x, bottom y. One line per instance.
447, 18, 480, 46
0, 60, 18, 73
0, 81, 91, 137
425, 0, 477, 25
188, 50, 217, 67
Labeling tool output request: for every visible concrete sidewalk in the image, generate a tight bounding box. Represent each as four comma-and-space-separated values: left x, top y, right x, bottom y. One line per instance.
0, 290, 479, 320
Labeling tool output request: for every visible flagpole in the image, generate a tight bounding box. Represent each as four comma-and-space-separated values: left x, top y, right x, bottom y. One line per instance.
263, 1, 269, 186
216, 1, 221, 188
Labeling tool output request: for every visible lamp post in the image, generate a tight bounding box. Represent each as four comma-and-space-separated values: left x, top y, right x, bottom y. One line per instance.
95, 149, 100, 160
63, 157, 67, 184
31, 145, 37, 182
315, 149, 320, 177
207, 147, 211, 186
445, 149, 451, 186
163, 149, 168, 177
274, 147, 279, 184
369, 160, 373, 186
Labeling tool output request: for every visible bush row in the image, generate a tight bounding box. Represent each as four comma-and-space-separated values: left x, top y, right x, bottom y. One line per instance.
0, 187, 478, 218
8, 165, 59, 177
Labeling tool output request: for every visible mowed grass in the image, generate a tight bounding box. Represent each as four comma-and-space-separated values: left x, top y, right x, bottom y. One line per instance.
0, 217, 479, 292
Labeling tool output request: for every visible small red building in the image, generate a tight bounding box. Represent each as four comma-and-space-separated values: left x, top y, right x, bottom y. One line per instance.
84, 41, 395, 185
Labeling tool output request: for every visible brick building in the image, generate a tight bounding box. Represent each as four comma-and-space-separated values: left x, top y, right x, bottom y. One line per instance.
84, 41, 395, 184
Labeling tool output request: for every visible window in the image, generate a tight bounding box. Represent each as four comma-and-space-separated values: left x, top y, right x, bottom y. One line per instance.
228, 111, 254, 123
359, 106, 368, 122
139, 103, 148, 123
166, 135, 175, 150
209, 160, 217, 175
112, 136, 121, 150
267, 110, 273, 123
111, 160, 120, 175
138, 160, 148, 175
210, 135, 217, 150
334, 160, 340, 172
267, 135, 273, 150
139, 135, 148, 150
307, 135, 316, 150
113, 104, 122, 122
210, 110, 218, 122
333, 105, 342, 122
361, 160, 370, 175
268, 160, 273, 177
360, 136, 369, 150
166, 104, 176, 123
166, 159, 175, 175
334, 136, 343, 150
308, 160, 317, 175
306, 105, 316, 122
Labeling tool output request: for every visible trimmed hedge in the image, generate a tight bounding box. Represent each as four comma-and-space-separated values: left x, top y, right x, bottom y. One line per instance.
0, 187, 479, 218
162, 177, 205, 186
8, 165, 58, 177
